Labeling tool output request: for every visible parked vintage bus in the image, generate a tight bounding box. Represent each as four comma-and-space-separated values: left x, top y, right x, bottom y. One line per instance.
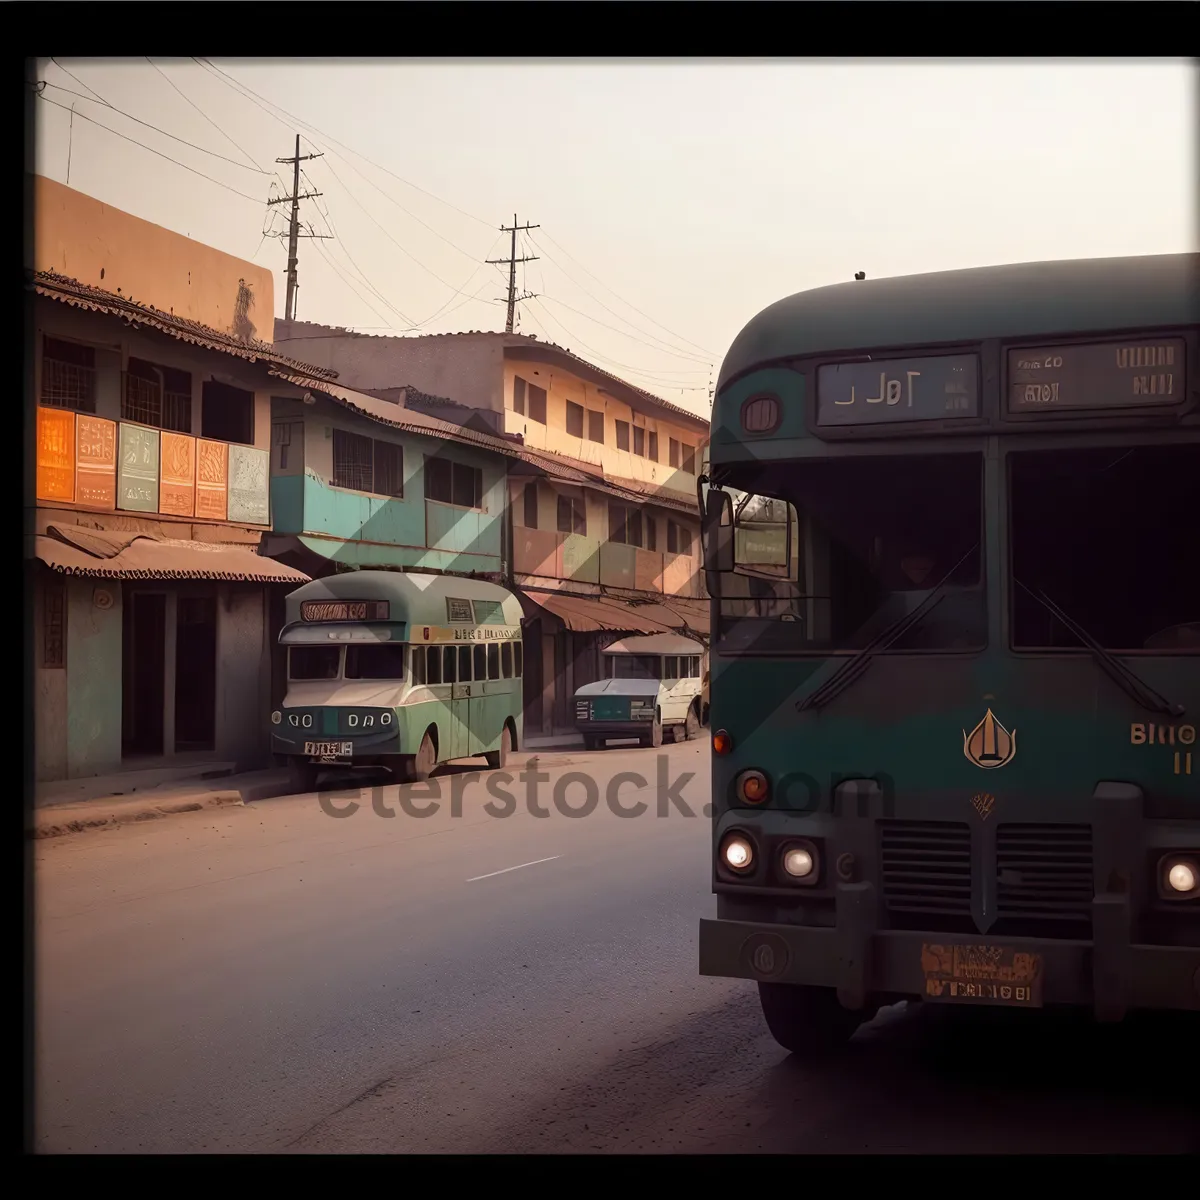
573, 633, 706, 749
699, 254, 1199, 1052
272, 571, 523, 790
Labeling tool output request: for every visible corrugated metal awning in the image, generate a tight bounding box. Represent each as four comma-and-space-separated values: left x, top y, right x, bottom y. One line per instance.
518, 589, 709, 637
32, 525, 310, 584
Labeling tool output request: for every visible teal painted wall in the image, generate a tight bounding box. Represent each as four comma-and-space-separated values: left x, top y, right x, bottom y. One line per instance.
270, 475, 305, 534
65, 578, 123, 778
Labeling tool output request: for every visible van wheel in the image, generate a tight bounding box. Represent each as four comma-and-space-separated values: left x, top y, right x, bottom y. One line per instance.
583, 735, 599, 751
485, 723, 513, 770
398, 731, 437, 783
287, 761, 320, 793
685, 706, 700, 740
758, 983, 871, 1057
643, 716, 663, 748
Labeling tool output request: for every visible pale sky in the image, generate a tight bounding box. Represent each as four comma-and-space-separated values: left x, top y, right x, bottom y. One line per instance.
32, 58, 1197, 418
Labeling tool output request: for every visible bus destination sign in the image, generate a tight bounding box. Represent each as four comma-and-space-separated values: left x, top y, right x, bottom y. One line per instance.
300, 600, 389, 622
816, 354, 979, 427
1008, 336, 1186, 413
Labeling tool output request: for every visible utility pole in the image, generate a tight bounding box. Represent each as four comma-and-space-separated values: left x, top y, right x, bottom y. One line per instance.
269, 135, 327, 321
487, 214, 539, 333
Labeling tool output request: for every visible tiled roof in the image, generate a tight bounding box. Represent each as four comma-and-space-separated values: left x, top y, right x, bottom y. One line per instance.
32, 272, 340, 380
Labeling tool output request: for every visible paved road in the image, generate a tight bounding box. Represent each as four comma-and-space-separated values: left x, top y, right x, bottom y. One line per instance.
34, 741, 1198, 1154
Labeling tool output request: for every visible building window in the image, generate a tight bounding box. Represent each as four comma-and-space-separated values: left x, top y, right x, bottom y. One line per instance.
330, 429, 404, 496
522, 481, 539, 528
668, 520, 694, 556
645, 515, 657, 552
669, 438, 680, 468
527, 383, 547, 424
513, 376, 527, 415
681, 443, 696, 475
557, 494, 586, 535
608, 502, 643, 548
41, 336, 96, 412
587, 410, 604, 443
565, 400, 584, 438
201, 379, 255, 445
42, 579, 66, 668
123, 358, 192, 432
615, 420, 631, 451
425, 457, 484, 509
648, 431, 658, 462
633, 426, 645, 457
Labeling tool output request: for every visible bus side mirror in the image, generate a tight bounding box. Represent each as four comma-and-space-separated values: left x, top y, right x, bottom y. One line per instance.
703, 488, 734, 574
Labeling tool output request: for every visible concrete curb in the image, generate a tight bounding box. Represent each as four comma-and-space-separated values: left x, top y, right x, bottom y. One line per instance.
31, 774, 298, 840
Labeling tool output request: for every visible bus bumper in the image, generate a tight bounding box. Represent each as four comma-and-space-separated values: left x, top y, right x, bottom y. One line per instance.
699, 912, 1200, 1018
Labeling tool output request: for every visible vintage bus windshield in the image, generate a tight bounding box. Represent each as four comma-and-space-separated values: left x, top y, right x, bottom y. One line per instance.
716, 452, 984, 655
606, 655, 662, 680
288, 645, 340, 680
345, 643, 408, 679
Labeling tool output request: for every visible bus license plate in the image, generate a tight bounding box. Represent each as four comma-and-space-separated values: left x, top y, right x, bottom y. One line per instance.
304, 741, 352, 760
920, 943, 1043, 1008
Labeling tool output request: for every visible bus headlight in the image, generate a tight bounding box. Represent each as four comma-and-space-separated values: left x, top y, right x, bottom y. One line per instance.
719, 832, 755, 874
735, 769, 769, 804
271, 710, 282, 725
1159, 854, 1199, 900
780, 839, 820, 885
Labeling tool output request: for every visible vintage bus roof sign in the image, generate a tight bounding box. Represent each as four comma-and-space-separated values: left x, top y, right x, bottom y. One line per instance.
1007, 335, 1186, 414
300, 600, 389, 622
816, 353, 980, 426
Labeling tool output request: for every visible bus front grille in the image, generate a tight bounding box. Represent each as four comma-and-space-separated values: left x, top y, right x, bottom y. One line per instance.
994, 823, 1093, 937
880, 821, 972, 926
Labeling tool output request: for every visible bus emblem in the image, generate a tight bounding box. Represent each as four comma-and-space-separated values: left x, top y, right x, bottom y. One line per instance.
963, 709, 1017, 770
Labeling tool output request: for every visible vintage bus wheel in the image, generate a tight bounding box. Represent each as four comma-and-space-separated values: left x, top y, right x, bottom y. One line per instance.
485, 724, 513, 770
397, 732, 437, 783
288, 760, 320, 793
758, 983, 867, 1056
685, 706, 701, 740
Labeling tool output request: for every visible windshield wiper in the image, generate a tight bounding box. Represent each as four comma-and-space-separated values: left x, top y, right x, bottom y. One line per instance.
796, 543, 978, 713
1015, 579, 1184, 718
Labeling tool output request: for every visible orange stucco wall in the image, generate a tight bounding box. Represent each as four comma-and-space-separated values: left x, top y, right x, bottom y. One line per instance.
31, 176, 274, 344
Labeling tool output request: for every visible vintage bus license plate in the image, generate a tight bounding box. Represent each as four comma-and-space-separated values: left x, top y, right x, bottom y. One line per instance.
304, 741, 353, 760
920, 943, 1043, 1007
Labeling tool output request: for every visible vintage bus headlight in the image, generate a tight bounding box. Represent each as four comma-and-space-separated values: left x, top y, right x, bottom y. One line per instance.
271, 710, 282, 725
1159, 854, 1199, 900
735, 769, 769, 804
719, 832, 755, 874
780, 839, 820, 885
381, 711, 393, 726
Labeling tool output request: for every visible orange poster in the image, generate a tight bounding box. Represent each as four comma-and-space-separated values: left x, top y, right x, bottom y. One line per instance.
159, 431, 197, 517
74, 415, 117, 510
195, 438, 228, 521
37, 407, 76, 503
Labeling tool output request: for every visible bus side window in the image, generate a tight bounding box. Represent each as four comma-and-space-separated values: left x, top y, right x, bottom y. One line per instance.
443, 646, 456, 684
458, 645, 472, 681
514, 640, 523, 678
501, 642, 513, 679
427, 647, 442, 685
474, 644, 486, 681
487, 643, 500, 680
412, 646, 426, 686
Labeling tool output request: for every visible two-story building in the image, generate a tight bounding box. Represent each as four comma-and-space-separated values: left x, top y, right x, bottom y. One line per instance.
27, 177, 313, 783
273, 323, 712, 736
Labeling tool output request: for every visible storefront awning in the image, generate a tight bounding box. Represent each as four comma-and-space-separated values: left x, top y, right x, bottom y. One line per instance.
32, 525, 310, 584
519, 590, 709, 637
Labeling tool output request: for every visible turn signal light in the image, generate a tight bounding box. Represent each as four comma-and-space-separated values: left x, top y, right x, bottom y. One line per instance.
736, 769, 769, 804
713, 729, 732, 755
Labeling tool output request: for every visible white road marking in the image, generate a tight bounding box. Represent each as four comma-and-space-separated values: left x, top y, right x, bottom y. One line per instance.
466, 856, 561, 883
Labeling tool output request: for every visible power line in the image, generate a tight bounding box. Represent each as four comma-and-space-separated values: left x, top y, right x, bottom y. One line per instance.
311, 237, 405, 332
49, 57, 108, 105
35, 94, 266, 205
538, 228, 717, 358
38, 80, 269, 174
195, 59, 495, 229
144, 57, 264, 174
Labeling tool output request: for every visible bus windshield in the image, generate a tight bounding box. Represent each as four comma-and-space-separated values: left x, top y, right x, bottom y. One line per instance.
289, 646, 340, 680
716, 452, 985, 655
606, 655, 662, 680
345, 643, 408, 679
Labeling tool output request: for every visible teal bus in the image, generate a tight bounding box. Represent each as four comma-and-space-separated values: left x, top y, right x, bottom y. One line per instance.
699, 254, 1199, 1052
271, 571, 523, 790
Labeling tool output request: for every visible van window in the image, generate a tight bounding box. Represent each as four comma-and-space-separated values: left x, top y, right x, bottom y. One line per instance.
665, 656, 679, 680
608, 655, 661, 680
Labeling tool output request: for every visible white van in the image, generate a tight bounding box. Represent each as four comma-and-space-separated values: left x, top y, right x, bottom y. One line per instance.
573, 634, 706, 749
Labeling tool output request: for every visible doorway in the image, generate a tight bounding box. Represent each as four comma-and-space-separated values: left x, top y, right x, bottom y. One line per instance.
175, 594, 217, 751
122, 591, 166, 757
